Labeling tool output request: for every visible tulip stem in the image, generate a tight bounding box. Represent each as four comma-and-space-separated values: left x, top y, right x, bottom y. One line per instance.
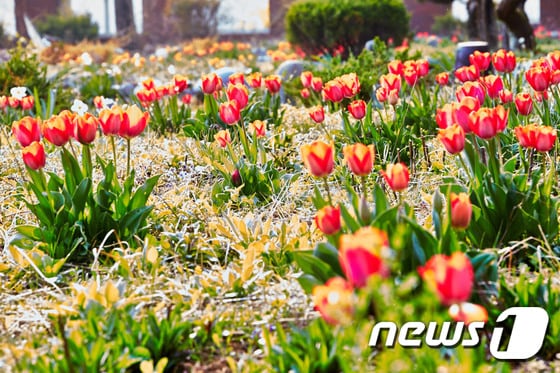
126, 138, 131, 178
322, 177, 333, 205
110, 135, 118, 176
83, 144, 93, 178
361, 176, 368, 202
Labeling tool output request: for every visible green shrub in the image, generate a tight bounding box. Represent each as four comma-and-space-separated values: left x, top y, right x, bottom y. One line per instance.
36, 13, 99, 43
285, 0, 410, 57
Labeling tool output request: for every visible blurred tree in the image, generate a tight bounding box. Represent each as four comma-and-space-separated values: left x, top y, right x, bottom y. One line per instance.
115, 0, 135, 34
171, 0, 221, 39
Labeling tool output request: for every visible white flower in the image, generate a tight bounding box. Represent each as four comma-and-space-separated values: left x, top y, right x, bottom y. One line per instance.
167, 65, 176, 75
10, 86, 28, 100
101, 97, 116, 109
80, 52, 93, 66
155, 48, 168, 59
71, 99, 88, 116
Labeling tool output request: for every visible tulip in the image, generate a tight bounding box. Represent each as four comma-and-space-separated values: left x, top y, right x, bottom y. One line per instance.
142, 78, 156, 90
322, 80, 344, 103
247, 72, 262, 89
264, 75, 282, 94
314, 205, 341, 235
525, 66, 551, 92
481, 75, 504, 99
201, 73, 223, 94
435, 103, 456, 129
449, 302, 488, 325
515, 124, 538, 148
469, 108, 498, 139
514, 92, 533, 115
248, 120, 266, 138
343, 143, 375, 176
231, 169, 242, 187
12, 116, 41, 147
416, 59, 430, 77
181, 94, 192, 105
456, 81, 485, 106
387, 59, 404, 76
450, 192, 472, 229
309, 105, 325, 123
534, 126, 557, 152
300, 141, 334, 178
93, 96, 104, 110
42, 115, 72, 146
137, 88, 157, 104
20, 96, 34, 111
219, 100, 241, 125
7, 96, 20, 108
551, 69, 560, 85
228, 72, 244, 85
435, 72, 449, 85
379, 73, 401, 92
380, 163, 409, 192
311, 77, 323, 92
214, 129, 232, 148
499, 89, 513, 104
469, 50, 491, 72
548, 50, 560, 70
73, 113, 99, 144
99, 106, 125, 135
0, 95, 7, 109
376, 87, 388, 103
347, 100, 366, 120
438, 124, 465, 154
338, 73, 360, 98
418, 252, 474, 305
173, 75, 188, 93
120, 105, 149, 138
455, 97, 480, 132
311, 277, 355, 325
387, 89, 399, 106
339, 227, 390, 287
300, 71, 313, 88
300, 88, 310, 99
454, 64, 479, 83
492, 49, 516, 73
226, 83, 249, 109
403, 66, 419, 86
22, 141, 46, 170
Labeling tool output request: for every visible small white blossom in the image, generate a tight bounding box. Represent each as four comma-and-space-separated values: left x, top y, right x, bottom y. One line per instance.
167, 65, 176, 75
10, 86, 28, 100
80, 52, 93, 66
71, 99, 88, 116
102, 97, 116, 109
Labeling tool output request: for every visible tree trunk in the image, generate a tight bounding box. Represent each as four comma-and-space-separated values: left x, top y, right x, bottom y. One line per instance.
15, 0, 28, 37
115, 0, 135, 35
496, 0, 535, 50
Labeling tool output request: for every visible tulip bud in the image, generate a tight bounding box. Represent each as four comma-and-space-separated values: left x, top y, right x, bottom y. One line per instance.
231, 169, 242, 187
314, 205, 341, 235
22, 141, 46, 170
450, 192, 472, 229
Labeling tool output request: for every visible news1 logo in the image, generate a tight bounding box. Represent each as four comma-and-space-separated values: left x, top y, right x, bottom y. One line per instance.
368, 307, 549, 360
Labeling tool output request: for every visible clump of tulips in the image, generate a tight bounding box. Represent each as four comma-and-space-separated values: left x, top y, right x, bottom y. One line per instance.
10, 103, 159, 263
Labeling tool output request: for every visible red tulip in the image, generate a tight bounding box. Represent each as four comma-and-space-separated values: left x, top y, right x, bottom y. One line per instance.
338, 73, 360, 98
99, 106, 125, 135
525, 66, 551, 92
435, 72, 449, 85
314, 205, 341, 235
120, 105, 149, 138
22, 141, 46, 170
12, 116, 41, 147
142, 78, 155, 90
403, 66, 418, 86
202, 73, 223, 94
226, 83, 249, 109
300, 71, 313, 88
248, 120, 266, 138
137, 88, 157, 104
515, 92, 533, 116
173, 75, 188, 93
311, 77, 323, 92
181, 94, 192, 105
469, 50, 491, 72
42, 115, 72, 146
312, 277, 355, 325
73, 113, 99, 144
339, 227, 390, 287
499, 89, 513, 104
343, 143, 375, 176
228, 72, 244, 85
347, 100, 366, 120
547, 50, 560, 70
219, 100, 241, 125
418, 252, 474, 305
416, 59, 429, 77
264, 75, 282, 94
309, 105, 325, 123
300, 88, 310, 99
247, 72, 262, 89
8, 96, 20, 108
481, 75, 504, 99
456, 81, 485, 106
387, 59, 404, 76
469, 108, 499, 139
323, 80, 344, 103
492, 49, 516, 73
300, 141, 334, 178
455, 64, 479, 83
534, 126, 557, 152
515, 124, 538, 148
20, 96, 34, 111
379, 73, 402, 92
450, 192, 472, 229
0, 95, 7, 109
380, 163, 409, 192
438, 124, 465, 154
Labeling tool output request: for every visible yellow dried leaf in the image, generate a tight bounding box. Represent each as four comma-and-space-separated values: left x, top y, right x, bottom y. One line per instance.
146, 247, 158, 264
105, 281, 120, 304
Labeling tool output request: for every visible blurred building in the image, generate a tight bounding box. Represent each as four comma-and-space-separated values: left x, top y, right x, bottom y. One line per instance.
403, 0, 449, 33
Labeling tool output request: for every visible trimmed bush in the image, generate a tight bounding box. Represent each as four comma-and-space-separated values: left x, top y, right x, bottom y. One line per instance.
36, 13, 99, 43
285, 0, 410, 57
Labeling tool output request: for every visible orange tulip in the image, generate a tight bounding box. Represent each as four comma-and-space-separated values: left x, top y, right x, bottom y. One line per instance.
380, 163, 409, 192
0, 95, 7, 109
12, 116, 41, 147
314, 205, 341, 235
300, 141, 334, 178
347, 100, 366, 120
418, 252, 474, 305
142, 78, 156, 90
435, 72, 449, 85
120, 105, 149, 138
438, 124, 465, 154
312, 277, 355, 325
214, 129, 232, 147
449, 302, 488, 325
248, 120, 266, 138
73, 113, 99, 144
219, 100, 241, 125
264, 75, 282, 94
309, 105, 325, 123
42, 115, 72, 146
339, 227, 390, 288
450, 192, 472, 229
22, 141, 46, 170
343, 143, 375, 176
514, 124, 538, 148
8, 96, 20, 108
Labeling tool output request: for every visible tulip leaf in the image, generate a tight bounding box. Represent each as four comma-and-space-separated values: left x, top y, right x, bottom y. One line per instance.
313, 242, 343, 276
